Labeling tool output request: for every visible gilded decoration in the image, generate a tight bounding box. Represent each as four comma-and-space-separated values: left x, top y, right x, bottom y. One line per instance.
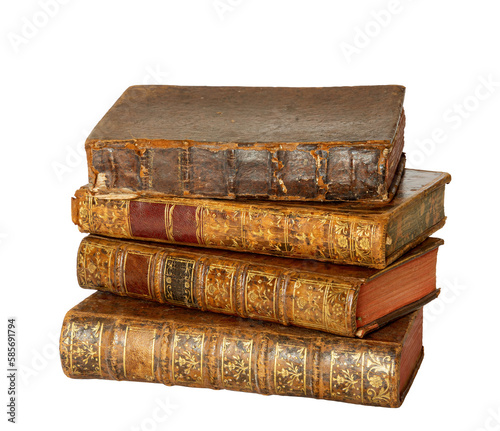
77, 241, 115, 290
85, 197, 131, 237
221, 337, 253, 390
329, 348, 394, 406
163, 257, 195, 306
204, 263, 236, 313
60, 319, 103, 378
330, 217, 378, 265
172, 331, 204, 384
274, 343, 307, 395
291, 279, 351, 335
244, 269, 277, 320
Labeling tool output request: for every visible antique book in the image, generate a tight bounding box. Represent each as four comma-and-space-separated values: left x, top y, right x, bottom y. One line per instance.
86, 84, 406, 203
78, 235, 442, 337
72, 169, 451, 268
60, 292, 424, 408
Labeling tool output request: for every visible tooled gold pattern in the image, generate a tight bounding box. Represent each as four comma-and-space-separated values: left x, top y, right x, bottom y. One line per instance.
163, 256, 195, 305
60, 319, 103, 377
365, 352, 393, 404
288, 214, 330, 259
243, 210, 290, 254
62, 293, 410, 406
274, 343, 307, 395
201, 207, 243, 249
77, 190, 386, 265
77, 242, 114, 290
204, 263, 236, 313
172, 331, 204, 384
164, 204, 175, 241
244, 270, 277, 320
199, 205, 379, 263
329, 348, 394, 406
221, 337, 253, 390
331, 218, 378, 265
291, 279, 352, 335
79, 197, 131, 237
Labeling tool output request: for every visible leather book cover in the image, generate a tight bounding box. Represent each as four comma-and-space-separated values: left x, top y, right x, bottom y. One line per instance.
86, 85, 406, 203
60, 292, 424, 407
72, 169, 451, 268
78, 234, 442, 337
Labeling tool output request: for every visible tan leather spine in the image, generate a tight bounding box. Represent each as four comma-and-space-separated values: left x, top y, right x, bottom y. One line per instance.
60, 292, 418, 407
77, 235, 359, 337
72, 169, 450, 268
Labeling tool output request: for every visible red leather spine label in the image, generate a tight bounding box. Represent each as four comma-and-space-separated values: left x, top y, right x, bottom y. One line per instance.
129, 201, 169, 240
123, 252, 151, 297
171, 205, 198, 244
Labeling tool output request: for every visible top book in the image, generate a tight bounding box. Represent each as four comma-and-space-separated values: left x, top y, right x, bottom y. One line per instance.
86, 85, 406, 203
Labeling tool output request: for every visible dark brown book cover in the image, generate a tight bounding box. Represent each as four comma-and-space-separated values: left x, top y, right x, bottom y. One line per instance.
87, 85, 406, 203
72, 169, 451, 268
60, 292, 424, 407
78, 234, 442, 337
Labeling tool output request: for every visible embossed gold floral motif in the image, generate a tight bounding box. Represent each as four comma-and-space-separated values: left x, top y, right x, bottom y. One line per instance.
244, 209, 289, 254
292, 279, 350, 335
358, 237, 370, 250
177, 351, 199, 373
245, 270, 277, 319
60, 320, 102, 377
329, 350, 363, 400
331, 369, 359, 392
172, 332, 204, 384
329, 349, 394, 406
365, 352, 393, 404
287, 215, 328, 259
338, 236, 349, 248
274, 343, 307, 395
204, 264, 235, 312
59, 322, 72, 372
324, 287, 351, 334
293, 280, 323, 325
221, 338, 253, 390
78, 200, 91, 232
331, 218, 352, 262
334, 220, 349, 235
78, 242, 114, 289
368, 375, 383, 388
87, 198, 130, 237
201, 208, 243, 248
330, 218, 378, 265
353, 222, 375, 263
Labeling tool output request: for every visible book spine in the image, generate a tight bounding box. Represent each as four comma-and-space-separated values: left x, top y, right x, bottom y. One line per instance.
59, 307, 401, 407
386, 109, 405, 189
87, 140, 399, 202
77, 236, 358, 337
71, 189, 387, 268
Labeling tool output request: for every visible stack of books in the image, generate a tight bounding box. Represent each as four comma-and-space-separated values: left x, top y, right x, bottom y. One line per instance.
61, 85, 451, 408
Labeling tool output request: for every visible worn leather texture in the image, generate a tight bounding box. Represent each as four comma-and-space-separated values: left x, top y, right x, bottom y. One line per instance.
77, 235, 442, 337
60, 292, 423, 407
72, 169, 450, 268
86, 85, 406, 202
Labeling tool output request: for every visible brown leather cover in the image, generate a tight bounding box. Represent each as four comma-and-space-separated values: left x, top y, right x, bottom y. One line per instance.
77, 234, 442, 337
86, 85, 406, 202
60, 292, 423, 407
72, 169, 451, 268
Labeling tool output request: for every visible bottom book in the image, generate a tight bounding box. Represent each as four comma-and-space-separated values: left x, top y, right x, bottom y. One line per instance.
60, 291, 424, 408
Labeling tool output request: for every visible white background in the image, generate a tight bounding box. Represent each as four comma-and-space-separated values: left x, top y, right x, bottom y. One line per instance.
2, 1, 500, 430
